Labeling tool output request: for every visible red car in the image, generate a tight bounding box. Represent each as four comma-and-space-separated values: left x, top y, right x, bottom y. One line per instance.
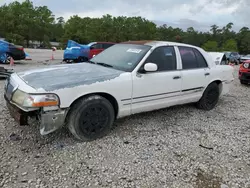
239, 60, 250, 85
88, 42, 116, 59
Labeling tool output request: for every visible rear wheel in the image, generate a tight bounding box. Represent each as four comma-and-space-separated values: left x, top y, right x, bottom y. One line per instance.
78, 56, 88, 63
67, 95, 115, 141
196, 82, 220, 111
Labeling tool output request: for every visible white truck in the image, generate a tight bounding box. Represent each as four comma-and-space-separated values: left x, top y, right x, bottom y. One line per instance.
4, 41, 234, 141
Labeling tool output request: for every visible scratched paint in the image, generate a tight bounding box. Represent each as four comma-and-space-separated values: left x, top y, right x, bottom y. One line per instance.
18, 63, 124, 91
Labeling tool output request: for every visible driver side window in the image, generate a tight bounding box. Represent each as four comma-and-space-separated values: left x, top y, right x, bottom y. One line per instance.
144, 46, 177, 72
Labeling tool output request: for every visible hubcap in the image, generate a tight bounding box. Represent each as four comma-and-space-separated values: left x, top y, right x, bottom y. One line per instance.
79, 105, 109, 136
0, 53, 10, 64
6, 55, 11, 64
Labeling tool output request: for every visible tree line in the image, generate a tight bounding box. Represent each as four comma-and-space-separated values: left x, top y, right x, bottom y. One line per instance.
1, 0, 250, 54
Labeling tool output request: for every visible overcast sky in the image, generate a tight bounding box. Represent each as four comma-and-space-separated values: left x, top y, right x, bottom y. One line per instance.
1, 0, 249, 31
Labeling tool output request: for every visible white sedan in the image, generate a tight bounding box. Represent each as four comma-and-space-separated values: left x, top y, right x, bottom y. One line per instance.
4, 40, 234, 141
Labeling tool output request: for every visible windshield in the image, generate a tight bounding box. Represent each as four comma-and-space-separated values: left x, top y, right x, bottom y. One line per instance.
89, 43, 152, 72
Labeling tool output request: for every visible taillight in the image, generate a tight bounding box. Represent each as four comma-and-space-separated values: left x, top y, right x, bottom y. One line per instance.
17, 47, 24, 51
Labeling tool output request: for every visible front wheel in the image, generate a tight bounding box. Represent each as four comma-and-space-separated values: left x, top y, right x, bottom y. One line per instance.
240, 80, 248, 85
196, 82, 220, 111
0, 53, 11, 64
67, 95, 115, 141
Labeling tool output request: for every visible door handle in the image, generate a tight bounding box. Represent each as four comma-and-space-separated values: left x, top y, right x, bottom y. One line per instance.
173, 76, 181, 79
205, 73, 210, 76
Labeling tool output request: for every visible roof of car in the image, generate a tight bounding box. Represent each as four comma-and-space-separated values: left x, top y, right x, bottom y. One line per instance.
120, 40, 202, 49
95, 42, 116, 44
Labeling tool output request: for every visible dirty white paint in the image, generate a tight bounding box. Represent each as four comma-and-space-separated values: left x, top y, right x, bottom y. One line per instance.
7, 41, 234, 119
18, 66, 67, 77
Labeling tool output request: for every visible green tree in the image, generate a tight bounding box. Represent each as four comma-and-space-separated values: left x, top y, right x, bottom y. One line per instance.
201, 41, 218, 51
0, 0, 55, 47
222, 39, 238, 51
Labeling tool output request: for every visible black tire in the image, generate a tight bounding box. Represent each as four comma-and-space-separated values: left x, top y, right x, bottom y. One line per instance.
196, 82, 220, 111
240, 80, 247, 85
65, 60, 72, 64
78, 56, 88, 63
67, 95, 115, 141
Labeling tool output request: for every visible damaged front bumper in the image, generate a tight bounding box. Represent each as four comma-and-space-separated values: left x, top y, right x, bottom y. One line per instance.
39, 108, 68, 135
5, 95, 68, 135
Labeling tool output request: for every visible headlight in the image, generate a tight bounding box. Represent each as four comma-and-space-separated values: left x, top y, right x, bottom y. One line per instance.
243, 63, 249, 69
12, 89, 59, 108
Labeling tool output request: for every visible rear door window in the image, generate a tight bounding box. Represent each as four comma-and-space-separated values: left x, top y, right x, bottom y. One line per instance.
178, 46, 199, 69
193, 48, 208, 68
178, 46, 208, 69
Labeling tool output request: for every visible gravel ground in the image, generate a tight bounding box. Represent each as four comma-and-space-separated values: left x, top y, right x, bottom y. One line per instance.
0, 63, 250, 188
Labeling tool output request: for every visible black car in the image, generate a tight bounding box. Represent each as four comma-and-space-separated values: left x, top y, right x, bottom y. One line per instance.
0, 40, 26, 64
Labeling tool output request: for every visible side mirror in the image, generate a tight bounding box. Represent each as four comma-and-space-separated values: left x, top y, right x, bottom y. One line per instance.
144, 63, 158, 72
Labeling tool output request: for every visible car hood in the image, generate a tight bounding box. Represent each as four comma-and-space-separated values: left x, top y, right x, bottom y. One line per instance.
17, 63, 124, 92
241, 56, 250, 59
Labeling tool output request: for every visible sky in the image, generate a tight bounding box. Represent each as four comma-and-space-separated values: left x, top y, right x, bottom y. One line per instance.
0, 0, 249, 32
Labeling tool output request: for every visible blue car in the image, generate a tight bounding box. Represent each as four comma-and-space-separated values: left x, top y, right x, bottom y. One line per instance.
0, 40, 26, 64
63, 40, 90, 63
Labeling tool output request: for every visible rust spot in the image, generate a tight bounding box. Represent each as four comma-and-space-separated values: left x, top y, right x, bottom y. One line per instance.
120, 40, 156, 45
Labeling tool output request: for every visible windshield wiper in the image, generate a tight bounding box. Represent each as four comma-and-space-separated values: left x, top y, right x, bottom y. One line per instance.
86, 60, 96, 64
96, 62, 113, 68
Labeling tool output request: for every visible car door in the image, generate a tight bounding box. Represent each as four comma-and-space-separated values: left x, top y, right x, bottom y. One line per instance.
131, 46, 182, 114
177, 46, 210, 101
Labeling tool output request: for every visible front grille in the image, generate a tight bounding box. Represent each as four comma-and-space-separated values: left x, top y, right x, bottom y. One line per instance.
241, 73, 250, 80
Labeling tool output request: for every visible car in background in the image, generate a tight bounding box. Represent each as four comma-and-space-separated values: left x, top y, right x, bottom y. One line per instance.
239, 60, 250, 85
0, 40, 26, 64
239, 54, 250, 64
4, 40, 234, 141
224, 51, 241, 65
208, 52, 228, 65
63, 40, 116, 63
